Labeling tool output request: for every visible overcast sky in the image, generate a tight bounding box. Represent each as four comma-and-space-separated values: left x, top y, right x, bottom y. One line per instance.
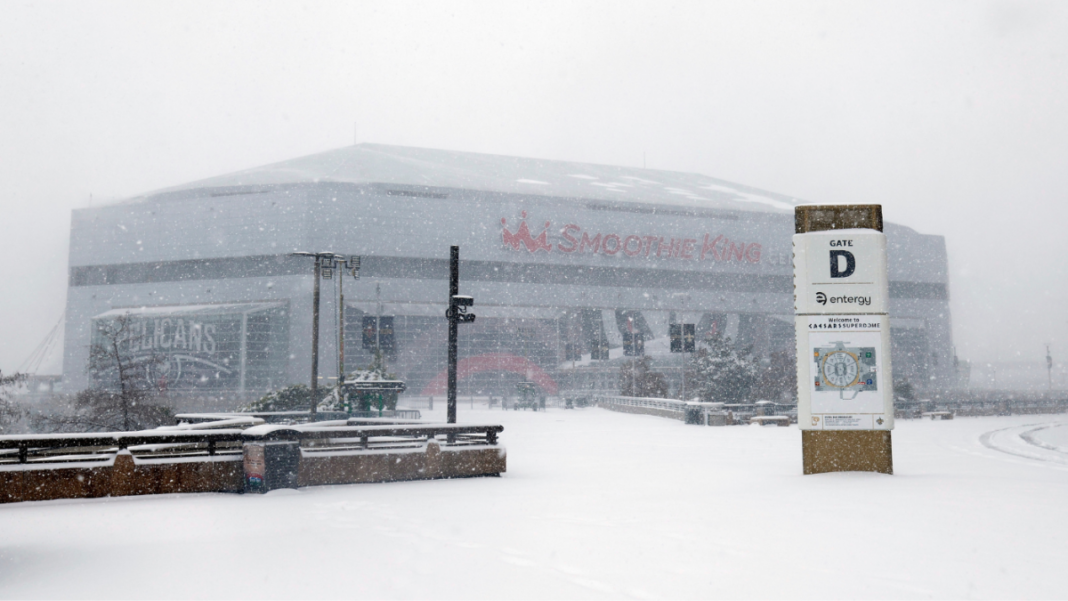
1, 0, 1066, 375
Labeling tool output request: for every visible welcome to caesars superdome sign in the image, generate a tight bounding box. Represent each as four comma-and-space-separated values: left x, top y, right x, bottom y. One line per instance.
500, 212, 762, 263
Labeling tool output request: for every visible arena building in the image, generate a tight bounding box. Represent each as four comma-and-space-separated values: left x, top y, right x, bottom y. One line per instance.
62, 143, 953, 407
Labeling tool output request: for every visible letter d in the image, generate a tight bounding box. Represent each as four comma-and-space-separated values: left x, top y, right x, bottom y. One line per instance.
830, 250, 855, 278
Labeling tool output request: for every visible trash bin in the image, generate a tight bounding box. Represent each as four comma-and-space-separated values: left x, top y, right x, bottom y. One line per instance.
244, 440, 301, 493
684, 403, 705, 425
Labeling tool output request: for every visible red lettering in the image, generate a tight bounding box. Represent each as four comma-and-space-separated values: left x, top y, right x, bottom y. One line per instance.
642, 236, 657, 256
701, 234, 724, 260
579, 232, 602, 253
602, 234, 621, 255
500, 217, 764, 267
558, 224, 580, 253
727, 240, 746, 261
681, 239, 696, 259
745, 243, 762, 263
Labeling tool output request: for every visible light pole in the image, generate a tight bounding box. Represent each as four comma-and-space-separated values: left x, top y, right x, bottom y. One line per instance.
338, 255, 360, 382
445, 246, 476, 424
292, 252, 359, 419
1047, 344, 1053, 390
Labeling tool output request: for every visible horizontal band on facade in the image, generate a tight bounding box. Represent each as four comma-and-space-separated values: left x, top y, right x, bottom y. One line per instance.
68, 254, 947, 300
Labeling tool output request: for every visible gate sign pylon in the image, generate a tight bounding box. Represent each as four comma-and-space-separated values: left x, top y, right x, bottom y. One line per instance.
794, 205, 894, 475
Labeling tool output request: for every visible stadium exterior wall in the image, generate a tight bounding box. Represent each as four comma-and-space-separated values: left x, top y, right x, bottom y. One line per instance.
62, 180, 953, 405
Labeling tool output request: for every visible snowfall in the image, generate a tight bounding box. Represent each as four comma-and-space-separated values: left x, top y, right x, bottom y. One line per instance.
1, 407, 1066, 599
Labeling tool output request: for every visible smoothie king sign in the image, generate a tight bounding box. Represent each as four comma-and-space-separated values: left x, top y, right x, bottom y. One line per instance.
500, 211, 762, 263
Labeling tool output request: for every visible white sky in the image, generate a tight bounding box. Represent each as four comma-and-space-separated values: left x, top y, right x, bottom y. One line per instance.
1, 0, 1066, 374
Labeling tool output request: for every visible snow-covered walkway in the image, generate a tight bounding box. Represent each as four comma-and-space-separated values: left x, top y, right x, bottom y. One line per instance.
1, 408, 1066, 599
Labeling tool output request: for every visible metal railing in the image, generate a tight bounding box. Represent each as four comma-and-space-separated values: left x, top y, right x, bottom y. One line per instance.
0, 429, 249, 466
595, 395, 693, 413
175, 409, 422, 424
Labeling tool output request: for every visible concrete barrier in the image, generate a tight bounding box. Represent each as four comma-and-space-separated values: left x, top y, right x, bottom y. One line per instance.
0, 452, 243, 504
0, 421, 506, 504
298, 441, 506, 487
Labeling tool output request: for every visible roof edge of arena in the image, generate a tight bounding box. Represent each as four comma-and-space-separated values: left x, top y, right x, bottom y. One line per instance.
112, 143, 808, 214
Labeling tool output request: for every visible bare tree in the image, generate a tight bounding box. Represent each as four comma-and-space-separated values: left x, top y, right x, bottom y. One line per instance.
0, 371, 26, 433
750, 350, 798, 402
35, 313, 171, 433
619, 357, 669, 398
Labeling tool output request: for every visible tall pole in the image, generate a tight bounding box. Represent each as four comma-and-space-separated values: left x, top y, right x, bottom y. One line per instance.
376, 283, 382, 362
1047, 344, 1053, 390
447, 246, 459, 424
310, 257, 321, 418
338, 273, 345, 384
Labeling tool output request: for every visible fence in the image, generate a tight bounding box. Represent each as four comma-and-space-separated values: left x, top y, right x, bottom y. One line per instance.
897, 391, 1068, 418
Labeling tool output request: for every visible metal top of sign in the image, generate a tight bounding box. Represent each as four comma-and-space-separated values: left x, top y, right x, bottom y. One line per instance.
795, 205, 882, 234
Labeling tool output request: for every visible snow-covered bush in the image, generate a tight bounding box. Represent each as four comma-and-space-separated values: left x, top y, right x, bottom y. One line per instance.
321, 356, 401, 412
241, 384, 334, 412
246, 355, 401, 413
685, 333, 759, 404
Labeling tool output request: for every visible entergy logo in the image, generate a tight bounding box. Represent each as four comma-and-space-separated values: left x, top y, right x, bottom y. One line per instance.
501, 212, 552, 253
816, 292, 827, 305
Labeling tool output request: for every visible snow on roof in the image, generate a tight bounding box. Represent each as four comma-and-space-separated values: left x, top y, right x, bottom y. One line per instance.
93, 301, 285, 319
135, 143, 802, 214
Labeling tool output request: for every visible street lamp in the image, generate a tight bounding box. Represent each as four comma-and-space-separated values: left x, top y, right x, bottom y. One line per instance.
291, 251, 360, 419
446, 246, 476, 424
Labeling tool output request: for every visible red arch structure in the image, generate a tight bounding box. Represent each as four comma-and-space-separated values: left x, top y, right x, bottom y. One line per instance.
420, 353, 558, 396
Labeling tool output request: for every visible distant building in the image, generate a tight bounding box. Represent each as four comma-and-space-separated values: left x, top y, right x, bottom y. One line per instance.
62, 144, 953, 408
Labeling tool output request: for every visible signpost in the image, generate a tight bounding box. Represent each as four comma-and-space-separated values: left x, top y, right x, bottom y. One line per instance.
669, 324, 696, 353
623, 332, 644, 356
670, 323, 696, 400
793, 205, 894, 475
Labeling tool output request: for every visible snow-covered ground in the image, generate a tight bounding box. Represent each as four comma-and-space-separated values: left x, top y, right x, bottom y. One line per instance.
1, 408, 1066, 599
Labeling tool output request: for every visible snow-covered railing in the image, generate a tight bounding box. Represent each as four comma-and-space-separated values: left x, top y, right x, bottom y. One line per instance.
244, 422, 503, 450
175, 410, 422, 424
0, 429, 249, 465
595, 395, 690, 413
593, 395, 727, 424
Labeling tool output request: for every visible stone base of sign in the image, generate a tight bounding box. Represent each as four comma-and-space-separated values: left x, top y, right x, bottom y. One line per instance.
802, 430, 893, 475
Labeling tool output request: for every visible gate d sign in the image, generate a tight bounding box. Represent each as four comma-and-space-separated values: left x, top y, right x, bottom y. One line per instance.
793, 228, 888, 314
793, 205, 894, 475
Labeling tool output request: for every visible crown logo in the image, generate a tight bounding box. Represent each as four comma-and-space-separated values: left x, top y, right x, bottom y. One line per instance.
501, 212, 552, 253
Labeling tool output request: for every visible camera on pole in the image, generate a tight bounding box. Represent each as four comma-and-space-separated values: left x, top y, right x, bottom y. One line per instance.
448, 295, 476, 323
